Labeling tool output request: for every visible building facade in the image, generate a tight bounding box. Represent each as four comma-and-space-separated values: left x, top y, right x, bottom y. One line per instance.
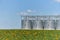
21, 15, 60, 30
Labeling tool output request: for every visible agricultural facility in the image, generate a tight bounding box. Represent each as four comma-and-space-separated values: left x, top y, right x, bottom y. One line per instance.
21, 15, 60, 30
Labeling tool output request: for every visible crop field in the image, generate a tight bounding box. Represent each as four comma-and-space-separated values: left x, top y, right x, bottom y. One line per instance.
0, 30, 60, 40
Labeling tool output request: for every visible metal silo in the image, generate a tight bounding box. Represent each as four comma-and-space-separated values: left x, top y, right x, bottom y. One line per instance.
21, 20, 28, 29
29, 20, 33, 29
56, 20, 60, 30
21, 20, 31, 29
30, 20, 36, 29
26, 20, 31, 29
33, 20, 43, 30
44, 20, 55, 30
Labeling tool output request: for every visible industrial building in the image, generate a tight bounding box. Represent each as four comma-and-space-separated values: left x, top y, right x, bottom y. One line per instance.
21, 15, 60, 30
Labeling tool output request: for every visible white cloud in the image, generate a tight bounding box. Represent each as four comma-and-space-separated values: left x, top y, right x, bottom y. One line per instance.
27, 9, 32, 12
17, 9, 37, 16
20, 12, 28, 15
54, 0, 60, 2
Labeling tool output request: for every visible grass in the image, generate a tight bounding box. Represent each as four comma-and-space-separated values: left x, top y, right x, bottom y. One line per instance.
0, 30, 60, 40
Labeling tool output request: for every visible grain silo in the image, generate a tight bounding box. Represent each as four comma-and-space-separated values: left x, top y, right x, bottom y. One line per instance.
44, 20, 55, 30
21, 15, 60, 30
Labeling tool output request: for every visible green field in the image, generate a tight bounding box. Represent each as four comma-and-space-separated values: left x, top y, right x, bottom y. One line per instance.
0, 30, 60, 40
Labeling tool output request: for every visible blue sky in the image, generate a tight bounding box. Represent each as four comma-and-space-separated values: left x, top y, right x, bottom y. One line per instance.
0, 0, 60, 29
